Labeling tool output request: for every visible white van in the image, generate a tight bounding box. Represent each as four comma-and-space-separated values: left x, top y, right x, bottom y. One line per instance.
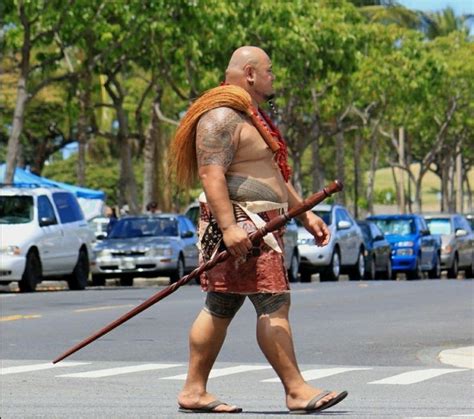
0, 186, 94, 292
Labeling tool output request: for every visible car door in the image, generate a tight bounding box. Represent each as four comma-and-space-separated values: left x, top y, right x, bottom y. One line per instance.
36, 195, 65, 275
178, 216, 199, 269
335, 208, 356, 265
455, 216, 472, 267
370, 223, 386, 270
418, 217, 435, 267
51, 192, 83, 270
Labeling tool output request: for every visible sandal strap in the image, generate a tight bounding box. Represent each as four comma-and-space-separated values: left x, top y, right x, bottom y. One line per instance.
306, 391, 332, 410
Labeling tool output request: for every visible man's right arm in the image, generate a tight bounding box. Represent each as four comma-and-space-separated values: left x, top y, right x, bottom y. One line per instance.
196, 107, 252, 257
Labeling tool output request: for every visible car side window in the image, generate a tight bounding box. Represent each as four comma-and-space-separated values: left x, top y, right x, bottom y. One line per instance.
178, 217, 189, 236
371, 223, 383, 239
418, 217, 428, 233
52, 192, 84, 224
453, 216, 463, 231
183, 217, 197, 233
37, 195, 58, 225
336, 209, 352, 225
459, 216, 472, 233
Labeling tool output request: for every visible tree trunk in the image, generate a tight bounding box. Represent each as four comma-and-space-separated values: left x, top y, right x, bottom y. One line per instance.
366, 132, 379, 215
335, 130, 345, 205
311, 138, 325, 194
455, 142, 463, 213
155, 125, 173, 212
291, 150, 303, 197
414, 176, 423, 213
353, 133, 361, 218
142, 111, 156, 212
76, 66, 93, 186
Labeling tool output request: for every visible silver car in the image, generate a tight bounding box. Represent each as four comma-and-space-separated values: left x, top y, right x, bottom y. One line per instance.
183, 202, 300, 282
424, 213, 474, 278
91, 214, 199, 286
297, 204, 365, 282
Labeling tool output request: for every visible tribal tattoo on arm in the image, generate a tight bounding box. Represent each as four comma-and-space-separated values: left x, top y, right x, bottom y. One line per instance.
196, 107, 245, 171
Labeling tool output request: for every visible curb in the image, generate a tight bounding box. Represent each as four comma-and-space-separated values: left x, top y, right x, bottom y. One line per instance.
438, 346, 474, 369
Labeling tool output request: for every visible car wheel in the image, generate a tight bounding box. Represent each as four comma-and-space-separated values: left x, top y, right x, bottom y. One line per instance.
119, 275, 134, 286
19, 251, 41, 293
406, 255, 422, 280
465, 261, 474, 279
299, 269, 313, 283
67, 249, 89, 290
381, 258, 393, 280
428, 253, 441, 279
364, 256, 376, 280
287, 251, 300, 283
322, 249, 340, 282
170, 256, 185, 284
91, 274, 106, 287
349, 250, 365, 281
447, 254, 458, 279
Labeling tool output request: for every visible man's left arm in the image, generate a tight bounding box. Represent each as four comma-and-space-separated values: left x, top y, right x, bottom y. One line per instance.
286, 182, 330, 246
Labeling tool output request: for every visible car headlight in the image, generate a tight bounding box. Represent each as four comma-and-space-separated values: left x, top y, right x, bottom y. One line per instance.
297, 238, 314, 245
0, 246, 21, 256
441, 245, 452, 254
147, 247, 173, 257
396, 248, 414, 256
95, 249, 112, 258
396, 241, 414, 247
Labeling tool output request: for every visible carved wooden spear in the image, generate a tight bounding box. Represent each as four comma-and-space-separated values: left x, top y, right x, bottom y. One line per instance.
53, 180, 343, 364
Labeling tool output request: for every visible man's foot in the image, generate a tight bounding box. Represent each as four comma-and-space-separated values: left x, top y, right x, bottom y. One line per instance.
287, 385, 347, 412
178, 391, 242, 413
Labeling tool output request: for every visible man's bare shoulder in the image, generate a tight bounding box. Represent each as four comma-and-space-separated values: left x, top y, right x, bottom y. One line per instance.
197, 106, 247, 132
196, 107, 247, 169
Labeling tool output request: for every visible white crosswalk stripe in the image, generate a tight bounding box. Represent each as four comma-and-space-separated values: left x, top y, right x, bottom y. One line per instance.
369, 368, 467, 385
1, 362, 89, 375
262, 367, 372, 383
57, 363, 182, 378
161, 364, 272, 380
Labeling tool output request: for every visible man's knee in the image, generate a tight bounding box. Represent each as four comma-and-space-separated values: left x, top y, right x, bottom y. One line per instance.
204, 292, 246, 319
249, 293, 290, 317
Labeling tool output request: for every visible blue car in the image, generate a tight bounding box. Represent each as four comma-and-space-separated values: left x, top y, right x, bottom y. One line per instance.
366, 214, 441, 280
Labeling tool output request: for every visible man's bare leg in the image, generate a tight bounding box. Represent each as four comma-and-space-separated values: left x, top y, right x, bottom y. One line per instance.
256, 303, 339, 410
178, 309, 239, 412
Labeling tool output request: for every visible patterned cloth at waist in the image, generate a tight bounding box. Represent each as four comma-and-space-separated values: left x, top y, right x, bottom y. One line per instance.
198, 198, 290, 294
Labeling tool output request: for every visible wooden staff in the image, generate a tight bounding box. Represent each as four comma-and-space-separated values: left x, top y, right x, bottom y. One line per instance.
53, 180, 343, 364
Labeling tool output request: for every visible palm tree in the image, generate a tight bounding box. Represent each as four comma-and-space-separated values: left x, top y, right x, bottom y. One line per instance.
423, 7, 473, 39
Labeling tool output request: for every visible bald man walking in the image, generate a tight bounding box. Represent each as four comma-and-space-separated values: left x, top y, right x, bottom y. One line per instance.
172, 46, 348, 414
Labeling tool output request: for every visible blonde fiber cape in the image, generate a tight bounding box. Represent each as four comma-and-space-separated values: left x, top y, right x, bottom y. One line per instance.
170, 85, 280, 189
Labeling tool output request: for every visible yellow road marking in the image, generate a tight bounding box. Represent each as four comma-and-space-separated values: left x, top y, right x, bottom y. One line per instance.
74, 304, 134, 313
0, 314, 42, 322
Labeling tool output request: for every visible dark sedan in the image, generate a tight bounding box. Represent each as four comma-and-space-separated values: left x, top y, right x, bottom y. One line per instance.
357, 220, 392, 280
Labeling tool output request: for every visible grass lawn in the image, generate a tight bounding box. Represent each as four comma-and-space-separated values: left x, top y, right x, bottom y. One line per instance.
373, 164, 474, 212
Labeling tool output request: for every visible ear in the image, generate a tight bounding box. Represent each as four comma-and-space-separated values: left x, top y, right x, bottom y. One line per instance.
244, 64, 255, 85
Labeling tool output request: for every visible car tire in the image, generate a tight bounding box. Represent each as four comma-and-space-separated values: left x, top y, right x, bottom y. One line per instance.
428, 253, 441, 279
465, 261, 474, 279
91, 274, 106, 286
380, 258, 393, 280
364, 256, 376, 280
170, 256, 185, 284
447, 254, 458, 279
349, 249, 365, 281
19, 250, 41, 293
321, 249, 340, 282
67, 248, 89, 290
287, 251, 300, 283
299, 269, 313, 283
119, 275, 134, 286
406, 255, 422, 280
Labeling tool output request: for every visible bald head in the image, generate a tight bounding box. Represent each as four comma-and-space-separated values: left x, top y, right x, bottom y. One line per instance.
225, 46, 275, 105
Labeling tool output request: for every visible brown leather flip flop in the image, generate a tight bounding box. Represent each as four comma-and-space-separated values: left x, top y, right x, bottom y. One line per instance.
289, 390, 348, 414
178, 399, 242, 414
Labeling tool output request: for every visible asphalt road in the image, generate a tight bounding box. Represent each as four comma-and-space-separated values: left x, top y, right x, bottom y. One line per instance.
1, 277, 473, 418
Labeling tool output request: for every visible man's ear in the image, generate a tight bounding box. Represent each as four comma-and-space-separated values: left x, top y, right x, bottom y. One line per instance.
244, 64, 255, 85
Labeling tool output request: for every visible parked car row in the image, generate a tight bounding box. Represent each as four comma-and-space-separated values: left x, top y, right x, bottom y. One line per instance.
1, 184, 472, 292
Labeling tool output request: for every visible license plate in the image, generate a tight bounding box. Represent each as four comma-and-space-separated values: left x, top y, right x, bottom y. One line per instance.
119, 259, 135, 270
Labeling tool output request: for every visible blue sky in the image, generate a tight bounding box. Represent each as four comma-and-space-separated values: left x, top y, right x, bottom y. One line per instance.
397, 0, 474, 15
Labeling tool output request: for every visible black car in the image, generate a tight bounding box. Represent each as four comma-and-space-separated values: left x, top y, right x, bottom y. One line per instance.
357, 220, 392, 280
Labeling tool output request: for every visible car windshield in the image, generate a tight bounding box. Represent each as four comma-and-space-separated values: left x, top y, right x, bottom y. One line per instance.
371, 218, 414, 236
108, 218, 178, 239
425, 218, 451, 235
0, 196, 34, 224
